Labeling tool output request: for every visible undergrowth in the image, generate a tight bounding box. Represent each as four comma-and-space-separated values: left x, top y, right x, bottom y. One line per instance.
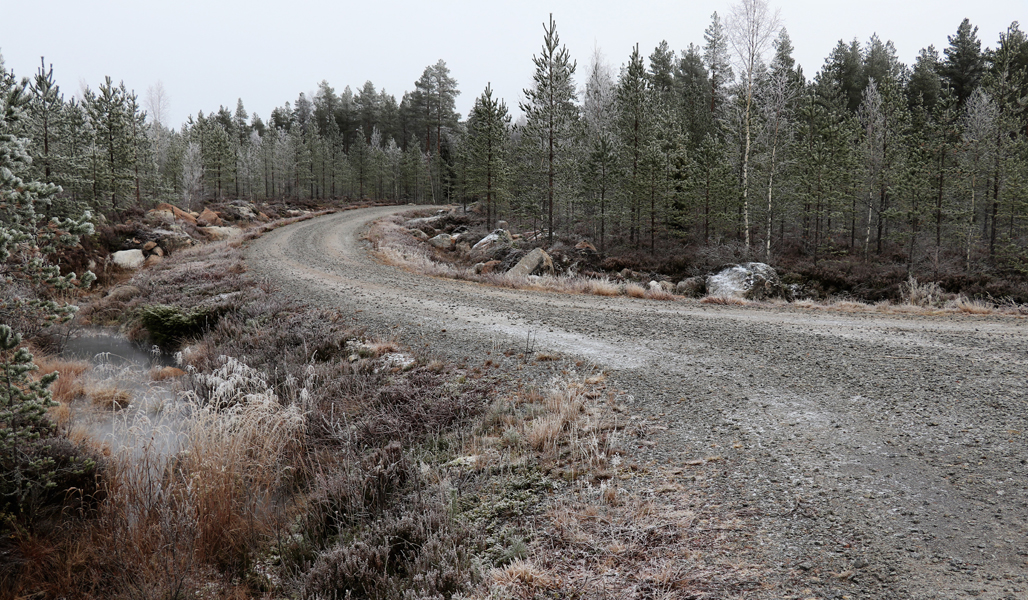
3, 224, 490, 599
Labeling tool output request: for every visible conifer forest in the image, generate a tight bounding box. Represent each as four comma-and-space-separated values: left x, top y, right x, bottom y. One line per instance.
4, 13, 1028, 279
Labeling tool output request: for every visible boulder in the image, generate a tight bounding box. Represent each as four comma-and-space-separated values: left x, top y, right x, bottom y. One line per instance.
112, 249, 145, 270
154, 203, 197, 226
508, 248, 554, 277
105, 285, 142, 302
496, 220, 509, 231
408, 228, 429, 241
705, 262, 783, 300
199, 208, 223, 226
676, 276, 706, 298
224, 202, 258, 221
647, 281, 661, 292
428, 233, 454, 249
154, 229, 194, 252
470, 229, 514, 263
200, 226, 242, 241
659, 280, 675, 293
145, 208, 175, 225
406, 214, 446, 231
575, 240, 598, 254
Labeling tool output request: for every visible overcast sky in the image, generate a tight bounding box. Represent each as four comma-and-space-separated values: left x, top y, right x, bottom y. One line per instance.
1, 0, 1022, 130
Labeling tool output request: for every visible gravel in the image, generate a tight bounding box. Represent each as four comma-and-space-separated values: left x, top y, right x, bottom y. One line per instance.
247, 205, 1028, 599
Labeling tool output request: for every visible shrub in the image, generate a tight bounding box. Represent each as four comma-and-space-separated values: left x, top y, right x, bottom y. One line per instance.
302, 498, 476, 600
900, 276, 943, 307
139, 304, 220, 347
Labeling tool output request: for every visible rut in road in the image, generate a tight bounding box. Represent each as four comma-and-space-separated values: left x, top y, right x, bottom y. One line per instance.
247, 206, 1028, 599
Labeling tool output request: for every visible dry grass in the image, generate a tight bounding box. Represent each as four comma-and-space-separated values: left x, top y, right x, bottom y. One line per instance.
625, 282, 647, 298
458, 372, 778, 598
150, 366, 186, 381
645, 286, 676, 301
953, 295, 994, 314
86, 384, 131, 410
700, 294, 753, 306
583, 277, 620, 296
901, 276, 944, 307
34, 356, 90, 404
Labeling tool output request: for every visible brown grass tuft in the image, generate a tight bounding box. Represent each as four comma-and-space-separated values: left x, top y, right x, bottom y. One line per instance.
953, 295, 994, 314
624, 282, 647, 298
700, 294, 750, 306
645, 287, 676, 301
87, 385, 131, 410
584, 277, 620, 296
150, 366, 187, 381
34, 356, 90, 403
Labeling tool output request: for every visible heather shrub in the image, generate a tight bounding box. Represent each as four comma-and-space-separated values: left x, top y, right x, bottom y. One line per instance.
302, 498, 476, 600
139, 304, 221, 347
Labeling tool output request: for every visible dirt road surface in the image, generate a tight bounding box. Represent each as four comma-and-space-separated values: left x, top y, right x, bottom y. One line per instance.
247, 205, 1028, 599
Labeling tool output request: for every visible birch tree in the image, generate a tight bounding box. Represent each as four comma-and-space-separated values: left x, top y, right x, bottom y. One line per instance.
727, 0, 781, 248
960, 89, 998, 269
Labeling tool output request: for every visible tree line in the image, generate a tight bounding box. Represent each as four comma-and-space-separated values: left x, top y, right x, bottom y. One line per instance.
2, 1, 1027, 273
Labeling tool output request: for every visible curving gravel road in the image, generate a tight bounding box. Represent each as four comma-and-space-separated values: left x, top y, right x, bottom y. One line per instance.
247, 205, 1028, 599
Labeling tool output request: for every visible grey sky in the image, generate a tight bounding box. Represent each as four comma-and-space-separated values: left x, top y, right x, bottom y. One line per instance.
2, 0, 1022, 130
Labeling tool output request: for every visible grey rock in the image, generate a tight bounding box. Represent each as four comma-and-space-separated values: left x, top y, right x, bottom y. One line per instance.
408, 228, 429, 241
470, 229, 514, 263
676, 276, 706, 298
200, 226, 242, 241
112, 249, 145, 269
705, 262, 783, 300
508, 248, 554, 277
428, 233, 454, 249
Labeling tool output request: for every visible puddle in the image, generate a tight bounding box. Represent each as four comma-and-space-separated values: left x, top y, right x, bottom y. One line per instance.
62, 328, 174, 368
60, 328, 188, 458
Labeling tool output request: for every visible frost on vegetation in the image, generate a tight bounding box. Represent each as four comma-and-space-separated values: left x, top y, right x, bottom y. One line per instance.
189, 355, 313, 414
901, 276, 944, 307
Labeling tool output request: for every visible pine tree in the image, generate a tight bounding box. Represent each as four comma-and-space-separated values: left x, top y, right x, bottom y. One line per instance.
907, 46, 943, 112
616, 43, 650, 248
942, 19, 986, 106
83, 77, 136, 212
703, 12, 734, 118
520, 14, 579, 244
1, 79, 95, 517
467, 84, 511, 229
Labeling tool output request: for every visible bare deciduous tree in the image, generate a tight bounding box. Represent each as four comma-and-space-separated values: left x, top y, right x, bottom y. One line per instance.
859, 79, 885, 260
727, 0, 781, 249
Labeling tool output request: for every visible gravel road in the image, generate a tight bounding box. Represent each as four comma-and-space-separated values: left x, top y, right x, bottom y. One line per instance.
247, 205, 1028, 599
